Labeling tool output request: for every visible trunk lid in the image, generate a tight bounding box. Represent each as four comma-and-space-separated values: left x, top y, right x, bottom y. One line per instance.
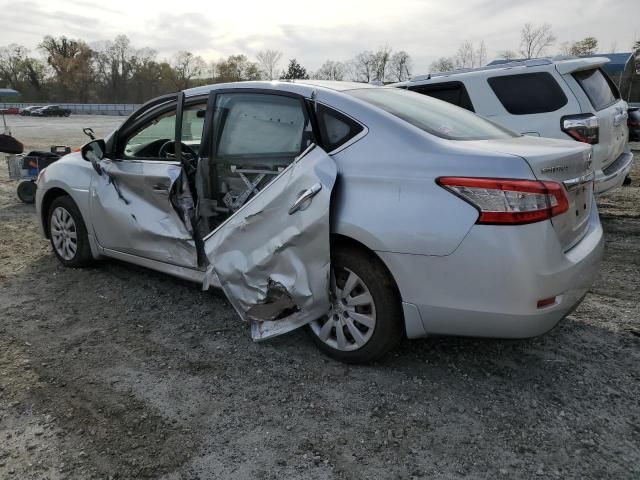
462, 136, 594, 251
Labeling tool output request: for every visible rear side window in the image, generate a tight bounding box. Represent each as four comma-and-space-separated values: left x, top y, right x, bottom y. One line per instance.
573, 68, 620, 111
408, 82, 474, 111
348, 88, 516, 141
488, 72, 568, 115
316, 104, 364, 152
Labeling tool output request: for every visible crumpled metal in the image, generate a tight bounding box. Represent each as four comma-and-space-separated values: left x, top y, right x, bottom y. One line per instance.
202, 147, 337, 341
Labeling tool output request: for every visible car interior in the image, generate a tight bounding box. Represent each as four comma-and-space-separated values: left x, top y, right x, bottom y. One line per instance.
119, 93, 313, 236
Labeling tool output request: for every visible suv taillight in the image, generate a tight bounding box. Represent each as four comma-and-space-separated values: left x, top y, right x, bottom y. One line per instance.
437, 177, 569, 225
561, 114, 599, 144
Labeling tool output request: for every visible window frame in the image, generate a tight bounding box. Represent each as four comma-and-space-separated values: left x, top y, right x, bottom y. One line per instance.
313, 102, 366, 153
205, 88, 315, 164
112, 94, 208, 161
487, 72, 569, 115
407, 81, 475, 112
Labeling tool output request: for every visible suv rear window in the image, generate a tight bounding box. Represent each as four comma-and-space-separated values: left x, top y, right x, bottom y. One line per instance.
315, 104, 364, 151
348, 88, 516, 140
407, 82, 474, 111
488, 72, 568, 115
573, 68, 620, 111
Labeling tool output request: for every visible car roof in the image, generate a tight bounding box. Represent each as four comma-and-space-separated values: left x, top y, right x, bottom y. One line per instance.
185, 80, 378, 98
393, 56, 611, 86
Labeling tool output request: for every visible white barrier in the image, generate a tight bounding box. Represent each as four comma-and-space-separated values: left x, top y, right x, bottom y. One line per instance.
0, 103, 140, 116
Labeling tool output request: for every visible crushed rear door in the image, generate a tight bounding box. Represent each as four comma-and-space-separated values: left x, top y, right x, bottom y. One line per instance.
202, 145, 337, 340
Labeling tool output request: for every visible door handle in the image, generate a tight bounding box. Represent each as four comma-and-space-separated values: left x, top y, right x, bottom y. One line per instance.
151, 182, 170, 194
288, 183, 322, 215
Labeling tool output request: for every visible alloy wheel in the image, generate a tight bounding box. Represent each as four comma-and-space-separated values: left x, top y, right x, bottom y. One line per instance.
51, 206, 78, 261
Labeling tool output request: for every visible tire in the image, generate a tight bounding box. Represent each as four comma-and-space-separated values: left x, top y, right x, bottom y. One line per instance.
48, 195, 93, 267
308, 245, 404, 363
17, 180, 37, 204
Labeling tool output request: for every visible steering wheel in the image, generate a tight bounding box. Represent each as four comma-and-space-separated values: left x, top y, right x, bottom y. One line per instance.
158, 140, 198, 160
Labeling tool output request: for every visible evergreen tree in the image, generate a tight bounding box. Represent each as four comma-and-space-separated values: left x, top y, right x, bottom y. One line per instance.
280, 58, 308, 80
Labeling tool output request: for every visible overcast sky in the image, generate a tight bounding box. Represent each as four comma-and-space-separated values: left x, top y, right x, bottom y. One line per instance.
1, 0, 638, 74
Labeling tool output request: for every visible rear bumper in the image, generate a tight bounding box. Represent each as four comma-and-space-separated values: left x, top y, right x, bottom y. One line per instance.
378, 201, 604, 339
595, 151, 634, 194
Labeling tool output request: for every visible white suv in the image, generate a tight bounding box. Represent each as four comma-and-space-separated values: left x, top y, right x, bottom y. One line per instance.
393, 57, 633, 194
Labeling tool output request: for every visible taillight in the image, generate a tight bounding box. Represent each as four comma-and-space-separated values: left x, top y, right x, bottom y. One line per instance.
437, 177, 569, 225
561, 114, 599, 144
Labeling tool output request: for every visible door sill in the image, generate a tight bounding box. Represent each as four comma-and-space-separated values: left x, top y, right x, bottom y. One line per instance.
101, 248, 213, 285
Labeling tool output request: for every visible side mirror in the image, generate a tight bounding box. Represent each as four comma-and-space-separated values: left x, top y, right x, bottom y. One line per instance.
81, 139, 105, 175
0, 134, 24, 154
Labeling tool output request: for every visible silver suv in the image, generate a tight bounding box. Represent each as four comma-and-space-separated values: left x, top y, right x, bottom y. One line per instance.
393, 57, 633, 194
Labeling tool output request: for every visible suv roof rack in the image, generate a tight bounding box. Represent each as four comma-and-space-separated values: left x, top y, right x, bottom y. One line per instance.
411, 58, 554, 82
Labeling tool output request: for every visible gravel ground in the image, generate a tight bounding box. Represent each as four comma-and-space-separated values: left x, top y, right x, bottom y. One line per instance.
1, 115, 639, 479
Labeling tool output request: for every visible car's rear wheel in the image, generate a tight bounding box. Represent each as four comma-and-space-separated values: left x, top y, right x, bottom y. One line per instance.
308, 245, 403, 363
48, 196, 93, 267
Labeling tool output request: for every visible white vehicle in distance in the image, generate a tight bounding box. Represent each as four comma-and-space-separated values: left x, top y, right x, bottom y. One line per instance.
393, 57, 633, 194
36, 82, 603, 363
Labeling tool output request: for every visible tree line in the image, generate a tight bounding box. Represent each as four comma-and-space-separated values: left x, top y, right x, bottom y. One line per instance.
429, 23, 633, 72
0, 35, 413, 103
1, 26, 638, 103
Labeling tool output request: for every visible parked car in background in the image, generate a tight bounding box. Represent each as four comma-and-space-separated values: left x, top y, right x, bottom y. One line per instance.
31, 105, 71, 117
19, 106, 42, 116
393, 57, 633, 194
628, 106, 640, 142
36, 81, 602, 363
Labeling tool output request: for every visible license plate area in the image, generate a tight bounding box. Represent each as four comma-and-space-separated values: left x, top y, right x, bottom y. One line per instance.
568, 182, 591, 230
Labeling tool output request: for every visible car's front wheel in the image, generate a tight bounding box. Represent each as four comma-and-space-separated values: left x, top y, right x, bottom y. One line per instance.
48, 196, 93, 267
308, 245, 404, 363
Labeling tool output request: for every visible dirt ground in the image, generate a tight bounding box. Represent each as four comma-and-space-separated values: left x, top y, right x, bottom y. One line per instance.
1, 115, 639, 479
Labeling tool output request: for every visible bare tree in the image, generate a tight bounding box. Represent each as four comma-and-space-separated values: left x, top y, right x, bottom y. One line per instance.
171, 51, 206, 89
497, 50, 518, 60
390, 51, 412, 81
519, 23, 556, 59
0, 44, 28, 89
314, 60, 346, 80
558, 41, 572, 56
256, 49, 282, 80
373, 45, 392, 81
351, 51, 376, 82
475, 40, 487, 67
430, 57, 455, 72
453, 40, 487, 69
454, 41, 475, 68
207, 60, 217, 80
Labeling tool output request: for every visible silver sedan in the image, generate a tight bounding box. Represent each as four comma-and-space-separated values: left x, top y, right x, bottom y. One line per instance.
35, 81, 603, 363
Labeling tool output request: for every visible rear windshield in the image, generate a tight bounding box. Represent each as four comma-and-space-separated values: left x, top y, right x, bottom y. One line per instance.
348, 88, 516, 140
573, 68, 620, 111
